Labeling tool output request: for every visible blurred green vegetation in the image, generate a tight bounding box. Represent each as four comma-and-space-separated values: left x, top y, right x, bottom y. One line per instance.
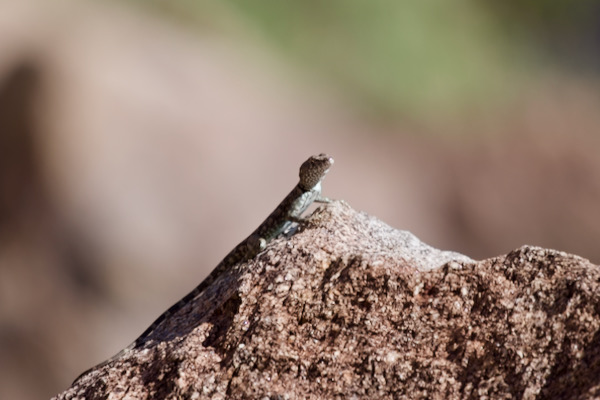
483, 0, 600, 72
222, 0, 527, 119
129, 0, 599, 119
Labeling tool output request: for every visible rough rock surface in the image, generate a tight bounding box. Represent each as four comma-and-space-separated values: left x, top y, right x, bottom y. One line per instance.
55, 201, 600, 399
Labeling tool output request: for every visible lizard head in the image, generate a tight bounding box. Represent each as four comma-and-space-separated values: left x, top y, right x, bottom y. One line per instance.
299, 153, 334, 190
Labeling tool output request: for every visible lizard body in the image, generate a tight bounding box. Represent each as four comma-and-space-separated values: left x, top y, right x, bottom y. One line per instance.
74, 153, 333, 382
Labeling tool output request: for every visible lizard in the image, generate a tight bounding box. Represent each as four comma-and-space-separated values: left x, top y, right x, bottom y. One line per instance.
73, 153, 334, 383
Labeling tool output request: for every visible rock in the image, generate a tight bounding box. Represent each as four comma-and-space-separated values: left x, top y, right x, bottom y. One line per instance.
54, 201, 600, 399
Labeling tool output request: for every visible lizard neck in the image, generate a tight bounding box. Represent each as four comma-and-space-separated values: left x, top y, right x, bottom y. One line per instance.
299, 180, 322, 192
312, 181, 322, 193
250, 181, 318, 242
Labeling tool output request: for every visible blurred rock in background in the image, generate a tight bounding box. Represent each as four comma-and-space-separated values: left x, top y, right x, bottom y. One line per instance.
0, 1, 599, 399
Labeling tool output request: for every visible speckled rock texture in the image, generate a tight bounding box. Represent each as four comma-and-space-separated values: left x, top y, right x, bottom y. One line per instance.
54, 201, 600, 400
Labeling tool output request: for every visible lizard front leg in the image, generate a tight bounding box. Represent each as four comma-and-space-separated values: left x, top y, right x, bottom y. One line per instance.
314, 195, 331, 203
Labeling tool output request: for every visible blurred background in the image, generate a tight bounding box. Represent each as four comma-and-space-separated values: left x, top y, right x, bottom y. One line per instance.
1, 0, 599, 398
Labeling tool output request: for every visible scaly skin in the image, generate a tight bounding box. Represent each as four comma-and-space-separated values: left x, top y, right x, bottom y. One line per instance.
74, 153, 334, 383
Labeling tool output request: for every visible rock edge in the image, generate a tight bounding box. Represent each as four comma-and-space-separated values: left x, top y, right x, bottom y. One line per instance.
55, 201, 600, 400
